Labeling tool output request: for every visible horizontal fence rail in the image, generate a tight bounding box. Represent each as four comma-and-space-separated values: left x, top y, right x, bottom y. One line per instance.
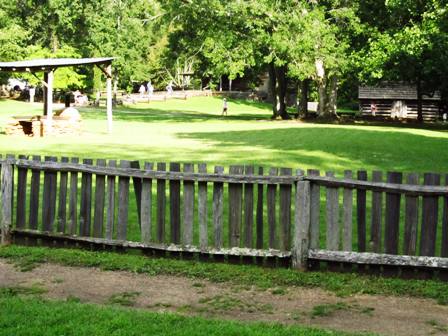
1, 154, 448, 280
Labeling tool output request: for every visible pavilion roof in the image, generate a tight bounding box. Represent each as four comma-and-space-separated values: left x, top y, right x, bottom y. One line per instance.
0, 57, 114, 72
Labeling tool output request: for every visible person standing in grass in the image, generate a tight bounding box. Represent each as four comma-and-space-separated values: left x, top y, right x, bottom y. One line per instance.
222, 98, 228, 116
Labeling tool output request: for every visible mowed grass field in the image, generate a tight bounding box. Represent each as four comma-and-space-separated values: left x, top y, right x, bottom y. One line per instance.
1, 96, 448, 173
1, 97, 448, 336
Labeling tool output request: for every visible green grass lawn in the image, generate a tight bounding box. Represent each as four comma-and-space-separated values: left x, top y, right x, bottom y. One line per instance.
1, 97, 448, 335
1, 97, 448, 173
0, 296, 372, 336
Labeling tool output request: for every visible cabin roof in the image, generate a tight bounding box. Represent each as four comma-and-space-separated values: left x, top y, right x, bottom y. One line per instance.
359, 84, 441, 101
0, 57, 114, 72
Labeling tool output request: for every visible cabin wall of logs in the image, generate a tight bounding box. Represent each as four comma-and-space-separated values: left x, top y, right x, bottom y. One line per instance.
1, 155, 448, 279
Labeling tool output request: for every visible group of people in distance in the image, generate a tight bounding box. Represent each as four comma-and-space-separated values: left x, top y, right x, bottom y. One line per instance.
139, 81, 174, 98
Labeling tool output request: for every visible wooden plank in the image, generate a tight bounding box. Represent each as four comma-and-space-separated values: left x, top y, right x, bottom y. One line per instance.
256, 167, 264, 249
213, 166, 224, 248
404, 173, 419, 255
292, 179, 310, 270
371, 171, 383, 253
156, 162, 166, 243
308, 169, 320, 249
15, 155, 28, 230
420, 173, 440, 257
68, 157, 79, 235
442, 174, 448, 258
183, 163, 194, 245
6, 154, 15, 215
169, 162, 181, 244
79, 159, 93, 237
305, 175, 446, 196
141, 162, 153, 244
357, 170, 367, 252
56, 157, 69, 233
198, 163, 208, 250
229, 165, 244, 247
130, 160, 142, 226
12, 229, 291, 258
243, 165, 254, 248
279, 167, 292, 250
342, 170, 353, 251
117, 160, 131, 240
93, 159, 106, 238
308, 249, 448, 269
325, 171, 339, 251
42, 156, 57, 232
105, 160, 117, 240
1, 162, 13, 245
29, 155, 41, 230
12, 160, 301, 185
384, 172, 403, 255
267, 167, 278, 249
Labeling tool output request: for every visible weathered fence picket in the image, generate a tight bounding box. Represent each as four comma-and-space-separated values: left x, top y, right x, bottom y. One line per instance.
357, 170, 367, 252
385, 172, 402, 254
29, 155, 41, 230
243, 165, 254, 248
183, 163, 194, 245
93, 159, 106, 238
198, 163, 208, 250
68, 157, 79, 235
16, 154, 28, 231
213, 166, 224, 249
267, 167, 278, 249
342, 170, 353, 252
140, 162, 153, 244
256, 167, 264, 249
308, 169, 320, 249
105, 160, 116, 240
117, 160, 130, 240
404, 173, 419, 255
156, 162, 166, 243
420, 173, 440, 257
57, 157, 69, 233
79, 158, 93, 236
169, 162, 181, 244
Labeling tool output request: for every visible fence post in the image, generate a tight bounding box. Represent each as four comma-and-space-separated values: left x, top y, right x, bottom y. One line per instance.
292, 178, 311, 270
1, 162, 13, 245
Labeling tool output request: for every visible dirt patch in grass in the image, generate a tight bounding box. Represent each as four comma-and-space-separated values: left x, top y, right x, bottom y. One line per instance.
1, 259, 447, 336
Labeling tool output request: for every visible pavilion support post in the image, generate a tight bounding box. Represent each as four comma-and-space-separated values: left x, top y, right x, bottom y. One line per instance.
106, 64, 113, 133
45, 70, 54, 134
43, 72, 48, 116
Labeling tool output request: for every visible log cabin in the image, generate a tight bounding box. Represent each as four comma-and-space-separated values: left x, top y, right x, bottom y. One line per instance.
359, 84, 442, 121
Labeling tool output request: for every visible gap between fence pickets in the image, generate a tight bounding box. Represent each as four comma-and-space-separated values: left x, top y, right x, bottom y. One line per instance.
5, 159, 302, 185
11, 229, 291, 258
308, 249, 448, 269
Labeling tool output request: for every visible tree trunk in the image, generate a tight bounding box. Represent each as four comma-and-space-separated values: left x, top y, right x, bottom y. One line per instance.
276, 65, 290, 120
315, 59, 327, 117
268, 62, 278, 118
327, 75, 338, 116
297, 79, 309, 118
417, 78, 423, 123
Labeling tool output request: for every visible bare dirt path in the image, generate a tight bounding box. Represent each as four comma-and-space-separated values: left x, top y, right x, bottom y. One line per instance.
1, 259, 447, 336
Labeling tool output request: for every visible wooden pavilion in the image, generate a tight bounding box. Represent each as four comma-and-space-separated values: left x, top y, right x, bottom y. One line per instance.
0, 57, 114, 134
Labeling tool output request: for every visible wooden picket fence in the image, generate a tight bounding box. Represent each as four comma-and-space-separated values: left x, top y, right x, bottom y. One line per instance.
1, 155, 448, 279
